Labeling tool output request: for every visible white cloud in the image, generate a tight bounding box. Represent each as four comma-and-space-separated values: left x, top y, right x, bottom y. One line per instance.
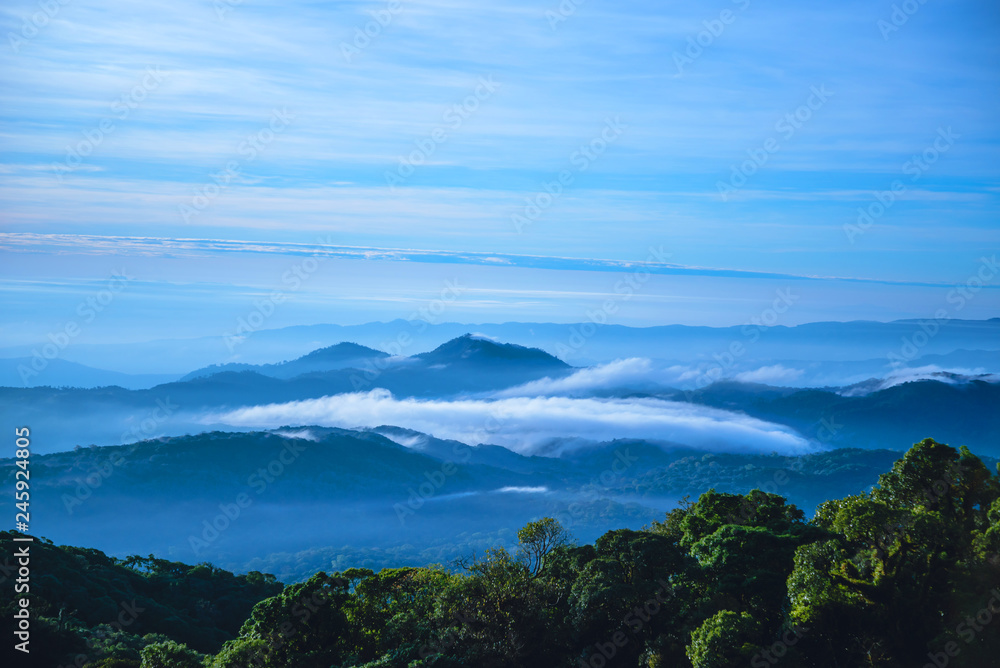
208, 389, 815, 456
840, 365, 1000, 396
467, 332, 501, 342
497, 358, 665, 397
273, 428, 318, 441
495, 486, 548, 494
734, 365, 805, 385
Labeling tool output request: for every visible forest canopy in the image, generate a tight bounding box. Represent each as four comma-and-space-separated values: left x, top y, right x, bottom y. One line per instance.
3, 438, 998, 667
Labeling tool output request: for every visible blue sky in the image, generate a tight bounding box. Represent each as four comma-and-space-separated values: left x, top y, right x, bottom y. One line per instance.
1, 0, 998, 345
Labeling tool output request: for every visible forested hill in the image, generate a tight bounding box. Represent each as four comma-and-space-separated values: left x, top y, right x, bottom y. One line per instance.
0, 539, 282, 665
4, 438, 999, 667
8, 425, 982, 582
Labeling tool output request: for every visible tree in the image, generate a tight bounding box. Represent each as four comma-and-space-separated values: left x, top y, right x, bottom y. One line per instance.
342, 566, 456, 664
140, 640, 205, 667
516, 517, 570, 577
686, 610, 761, 668
789, 439, 1000, 666
567, 530, 689, 667
218, 572, 351, 668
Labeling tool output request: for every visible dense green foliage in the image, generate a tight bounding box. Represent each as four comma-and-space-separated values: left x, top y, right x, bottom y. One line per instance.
0, 539, 282, 666
5, 438, 999, 667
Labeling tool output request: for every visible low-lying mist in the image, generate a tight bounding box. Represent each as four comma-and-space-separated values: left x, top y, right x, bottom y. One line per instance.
210, 387, 815, 456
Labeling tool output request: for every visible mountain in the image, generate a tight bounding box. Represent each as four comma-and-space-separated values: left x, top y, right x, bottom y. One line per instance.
837, 369, 1000, 396
0, 356, 180, 389
416, 333, 568, 368
3, 428, 651, 577
180, 342, 389, 381
677, 378, 1000, 455
3, 426, 981, 583
2, 318, 997, 375
0, 335, 577, 453
724, 347, 1000, 388
0, 530, 282, 658
3, 331, 999, 457
7, 439, 998, 668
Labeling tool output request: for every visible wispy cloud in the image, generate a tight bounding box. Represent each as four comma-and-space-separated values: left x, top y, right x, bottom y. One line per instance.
1, 0, 998, 334
734, 364, 805, 385
207, 389, 816, 455
4, 232, 993, 291
839, 365, 1000, 396
497, 358, 667, 397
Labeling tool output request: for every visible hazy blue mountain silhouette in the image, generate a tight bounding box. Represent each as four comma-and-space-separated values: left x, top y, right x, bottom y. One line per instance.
181, 342, 390, 381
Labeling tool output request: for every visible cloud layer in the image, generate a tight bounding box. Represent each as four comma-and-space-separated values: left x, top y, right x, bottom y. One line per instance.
209, 389, 815, 456
496, 358, 667, 397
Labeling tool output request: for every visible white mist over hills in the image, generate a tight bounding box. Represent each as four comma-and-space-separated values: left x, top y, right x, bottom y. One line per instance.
210, 389, 815, 456
2, 318, 999, 387
2, 324, 999, 458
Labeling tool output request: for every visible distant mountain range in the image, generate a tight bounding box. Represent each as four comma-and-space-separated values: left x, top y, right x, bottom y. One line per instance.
5, 425, 977, 582
3, 325, 997, 584
0, 335, 574, 452
2, 318, 998, 377
0, 356, 180, 389
674, 378, 1000, 453
2, 333, 998, 458
180, 342, 390, 381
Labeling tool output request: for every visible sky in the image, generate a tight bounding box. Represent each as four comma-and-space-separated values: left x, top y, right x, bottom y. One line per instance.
1, 0, 998, 346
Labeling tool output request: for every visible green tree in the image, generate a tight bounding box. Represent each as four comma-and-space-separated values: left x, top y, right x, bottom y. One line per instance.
686, 609, 761, 668
789, 439, 1000, 666
342, 566, 456, 664
516, 517, 571, 577
215, 572, 351, 668
140, 640, 205, 667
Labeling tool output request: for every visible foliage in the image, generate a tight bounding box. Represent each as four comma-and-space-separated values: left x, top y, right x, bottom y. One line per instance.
139, 640, 207, 667
0, 533, 282, 666
516, 517, 571, 576
5, 438, 999, 667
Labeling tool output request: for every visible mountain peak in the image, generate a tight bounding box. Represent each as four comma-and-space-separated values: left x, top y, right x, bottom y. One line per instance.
298, 342, 388, 362
416, 334, 568, 367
